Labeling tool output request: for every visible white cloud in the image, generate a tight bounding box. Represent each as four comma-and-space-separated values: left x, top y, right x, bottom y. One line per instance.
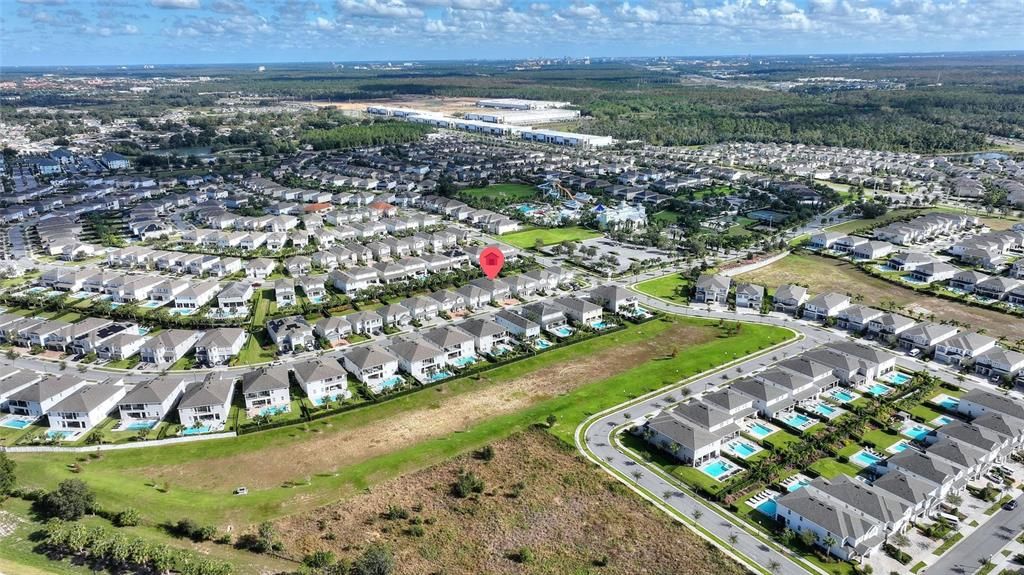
336, 0, 424, 18
209, 0, 252, 14
151, 0, 201, 8
311, 16, 336, 30
409, 0, 504, 10
564, 3, 601, 19
528, 2, 549, 11
616, 2, 658, 23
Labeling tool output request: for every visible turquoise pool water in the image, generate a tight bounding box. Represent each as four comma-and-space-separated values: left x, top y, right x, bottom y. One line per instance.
552, 326, 573, 338
886, 372, 912, 385
700, 459, 734, 480
830, 390, 856, 403
183, 425, 211, 436
140, 300, 164, 308
902, 424, 932, 440
787, 479, 809, 492
933, 415, 954, 426
812, 403, 837, 417
534, 338, 552, 350
46, 430, 74, 440
756, 499, 778, 517
731, 441, 758, 458
1, 418, 31, 429
517, 204, 536, 214
889, 441, 910, 453
592, 320, 610, 330
852, 450, 882, 466
123, 420, 156, 431
866, 383, 892, 396
258, 405, 289, 417
748, 423, 775, 438
428, 371, 453, 382
939, 397, 959, 410
452, 355, 476, 367
379, 375, 404, 390
783, 413, 812, 428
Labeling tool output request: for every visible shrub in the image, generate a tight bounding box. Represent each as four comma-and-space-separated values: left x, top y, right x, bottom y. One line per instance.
0, 453, 15, 498
303, 550, 336, 569
112, 508, 140, 527
452, 471, 484, 498
382, 505, 409, 520
475, 445, 495, 461
406, 524, 425, 537
40, 479, 95, 520
509, 546, 535, 564
352, 542, 394, 575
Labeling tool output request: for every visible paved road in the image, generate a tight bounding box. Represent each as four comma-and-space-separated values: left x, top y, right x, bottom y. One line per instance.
925, 494, 1024, 575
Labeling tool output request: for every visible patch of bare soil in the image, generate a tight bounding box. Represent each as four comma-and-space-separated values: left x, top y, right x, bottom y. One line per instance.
275, 429, 749, 575
138, 324, 713, 493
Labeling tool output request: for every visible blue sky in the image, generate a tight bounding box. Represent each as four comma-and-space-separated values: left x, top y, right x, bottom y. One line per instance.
2, 0, 1021, 66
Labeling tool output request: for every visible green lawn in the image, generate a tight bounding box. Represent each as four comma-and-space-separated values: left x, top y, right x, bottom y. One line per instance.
824, 207, 958, 235
633, 273, 691, 304
862, 429, 902, 450
9, 316, 792, 531
761, 429, 803, 451
809, 457, 862, 479
105, 355, 141, 370
234, 334, 276, 366
500, 226, 602, 248
461, 183, 537, 203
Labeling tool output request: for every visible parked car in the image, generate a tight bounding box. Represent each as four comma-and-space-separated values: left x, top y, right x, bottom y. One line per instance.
1004, 499, 1018, 511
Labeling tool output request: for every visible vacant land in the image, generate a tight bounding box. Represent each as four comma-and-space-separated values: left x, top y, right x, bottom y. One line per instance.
461, 182, 537, 202
634, 273, 691, 304
500, 226, 602, 248
277, 429, 749, 575
738, 253, 1019, 339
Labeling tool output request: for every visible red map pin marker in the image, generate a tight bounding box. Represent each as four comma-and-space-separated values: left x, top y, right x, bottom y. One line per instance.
479, 246, 505, 279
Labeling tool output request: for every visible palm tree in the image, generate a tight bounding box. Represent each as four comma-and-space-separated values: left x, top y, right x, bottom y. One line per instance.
767, 560, 781, 574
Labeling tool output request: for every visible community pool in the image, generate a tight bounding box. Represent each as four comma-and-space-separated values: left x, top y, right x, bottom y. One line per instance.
884, 372, 912, 385
756, 498, 778, 517
902, 423, 933, 440
551, 326, 574, 338
747, 422, 776, 438
865, 383, 893, 397
699, 458, 736, 480
182, 425, 212, 436
852, 450, 883, 467
830, 389, 858, 403
451, 355, 477, 368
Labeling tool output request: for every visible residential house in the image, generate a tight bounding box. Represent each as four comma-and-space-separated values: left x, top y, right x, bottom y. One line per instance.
139, 330, 203, 366
342, 345, 401, 392
194, 328, 246, 365
694, 273, 731, 304
177, 374, 236, 429
240, 366, 291, 412
293, 359, 351, 405
117, 375, 187, 423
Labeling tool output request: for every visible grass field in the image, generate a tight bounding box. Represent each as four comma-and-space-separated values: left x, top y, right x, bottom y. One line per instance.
6, 315, 792, 574
500, 226, 602, 248
737, 253, 1020, 340
461, 182, 537, 203
633, 273, 691, 304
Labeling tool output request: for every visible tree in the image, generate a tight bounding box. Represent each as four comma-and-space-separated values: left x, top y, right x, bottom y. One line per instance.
352, 542, 394, 575
113, 507, 141, 527
0, 453, 14, 498
41, 479, 95, 520
303, 550, 337, 569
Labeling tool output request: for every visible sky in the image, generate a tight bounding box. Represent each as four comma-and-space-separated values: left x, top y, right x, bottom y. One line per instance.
1, 0, 1022, 67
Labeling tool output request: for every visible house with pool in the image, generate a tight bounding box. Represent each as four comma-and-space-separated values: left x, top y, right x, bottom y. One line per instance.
342, 345, 401, 392
588, 284, 639, 314
553, 296, 603, 326
240, 366, 292, 415
421, 326, 476, 367
457, 318, 510, 355
6, 374, 90, 418
293, 359, 350, 405
177, 374, 236, 431
47, 382, 128, 437
387, 337, 448, 383
0, 370, 44, 412
117, 375, 188, 425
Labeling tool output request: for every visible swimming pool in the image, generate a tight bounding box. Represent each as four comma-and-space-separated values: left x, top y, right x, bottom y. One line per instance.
0, 417, 33, 429
865, 383, 893, 397
182, 425, 212, 436
551, 326, 574, 338
756, 498, 778, 517
378, 375, 404, 390
534, 338, 553, 350
258, 404, 290, 417
781, 413, 812, 429
699, 459, 736, 480
451, 355, 477, 367
885, 372, 912, 385
122, 420, 157, 431
516, 204, 536, 214
747, 422, 776, 438
830, 389, 857, 403
591, 320, 611, 330
888, 441, 911, 454
139, 300, 165, 308
786, 479, 809, 492
932, 415, 954, 427
728, 440, 760, 459
168, 307, 196, 316
852, 450, 883, 467
932, 394, 960, 411
902, 423, 933, 440
46, 430, 75, 440
811, 403, 839, 418
427, 371, 453, 382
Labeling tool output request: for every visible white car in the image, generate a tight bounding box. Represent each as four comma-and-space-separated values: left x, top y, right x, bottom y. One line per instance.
234, 487, 248, 496
909, 348, 921, 357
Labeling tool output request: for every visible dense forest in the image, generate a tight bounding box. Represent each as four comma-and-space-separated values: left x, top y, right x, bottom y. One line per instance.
3, 55, 1022, 153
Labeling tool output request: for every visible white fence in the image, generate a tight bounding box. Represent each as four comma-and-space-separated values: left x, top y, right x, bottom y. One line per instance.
0, 431, 236, 454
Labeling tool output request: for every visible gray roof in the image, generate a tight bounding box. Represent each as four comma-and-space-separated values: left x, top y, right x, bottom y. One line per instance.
293, 359, 347, 384
695, 273, 731, 291
179, 375, 236, 409
774, 284, 807, 304
732, 377, 788, 402
960, 388, 1024, 421
645, 412, 722, 451
457, 318, 506, 338
870, 471, 936, 505
884, 450, 957, 485
9, 375, 87, 403
120, 375, 187, 405
421, 325, 473, 349
806, 475, 910, 524
772, 359, 831, 383
196, 328, 245, 349
387, 338, 444, 362
776, 489, 875, 542
49, 383, 124, 414
672, 401, 734, 430
343, 344, 397, 370
241, 366, 290, 394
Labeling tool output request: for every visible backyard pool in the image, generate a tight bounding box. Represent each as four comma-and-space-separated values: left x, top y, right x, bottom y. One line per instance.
0, 416, 34, 429
852, 450, 883, 467
699, 458, 736, 480
784, 477, 810, 492
168, 308, 196, 316
122, 419, 157, 431
756, 499, 778, 517
516, 204, 536, 214
534, 338, 553, 350
258, 404, 290, 417
901, 423, 934, 440
46, 430, 75, 440
829, 389, 858, 403
746, 422, 777, 439
884, 372, 912, 385
378, 375, 404, 390
865, 383, 893, 397
182, 425, 212, 436
931, 394, 960, 411
139, 300, 165, 308
427, 371, 453, 382
451, 355, 477, 368
727, 440, 761, 459
550, 326, 574, 338
591, 320, 612, 330
781, 412, 814, 430
887, 440, 911, 454
932, 415, 954, 427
